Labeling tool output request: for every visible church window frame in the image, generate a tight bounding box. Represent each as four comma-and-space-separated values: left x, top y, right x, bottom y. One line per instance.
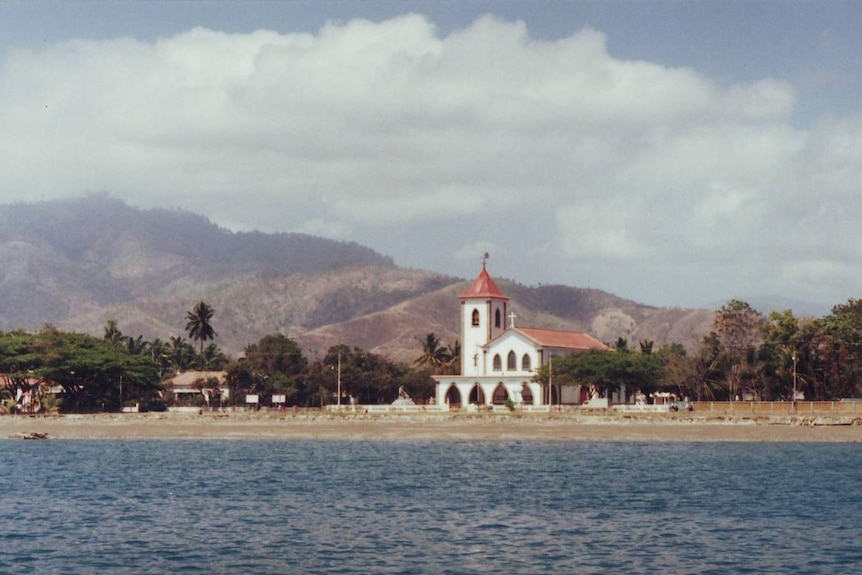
495, 309, 501, 328
493, 354, 502, 371
507, 350, 517, 371
522, 354, 532, 372
471, 309, 480, 327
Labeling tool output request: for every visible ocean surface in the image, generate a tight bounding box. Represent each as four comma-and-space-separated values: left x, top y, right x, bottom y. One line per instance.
2, 440, 860, 574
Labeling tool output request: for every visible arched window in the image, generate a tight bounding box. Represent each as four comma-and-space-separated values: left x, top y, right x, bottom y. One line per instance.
493, 354, 502, 371
522, 354, 532, 372
471, 309, 480, 327
507, 350, 517, 371
495, 309, 501, 328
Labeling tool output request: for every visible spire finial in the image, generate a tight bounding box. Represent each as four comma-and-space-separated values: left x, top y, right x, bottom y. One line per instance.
482, 252, 489, 269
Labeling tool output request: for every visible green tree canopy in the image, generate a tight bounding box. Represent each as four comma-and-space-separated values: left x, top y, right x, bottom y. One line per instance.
0, 327, 160, 412
230, 334, 310, 405
535, 349, 663, 399
313, 344, 434, 406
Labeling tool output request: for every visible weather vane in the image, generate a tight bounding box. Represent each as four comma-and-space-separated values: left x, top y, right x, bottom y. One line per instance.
482, 252, 490, 269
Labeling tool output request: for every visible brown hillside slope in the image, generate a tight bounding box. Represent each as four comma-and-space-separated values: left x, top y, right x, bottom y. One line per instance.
59, 266, 460, 355
296, 278, 715, 364
1, 197, 714, 362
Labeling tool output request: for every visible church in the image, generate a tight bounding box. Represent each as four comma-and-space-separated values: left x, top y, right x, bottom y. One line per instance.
433, 263, 609, 409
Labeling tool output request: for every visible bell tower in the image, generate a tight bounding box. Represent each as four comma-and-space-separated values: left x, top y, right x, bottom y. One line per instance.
459, 257, 509, 377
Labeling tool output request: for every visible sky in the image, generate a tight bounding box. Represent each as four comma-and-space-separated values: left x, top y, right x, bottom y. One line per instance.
1, 0, 861, 312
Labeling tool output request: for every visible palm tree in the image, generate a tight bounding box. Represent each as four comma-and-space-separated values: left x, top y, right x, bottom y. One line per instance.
202, 343, 228, 370
185, 301, 217, 368
126, 335, 149, 355
414, 333, 447, 373
169, 336, 194, 373
149, 338, 171, 378
104, 319, 123, 348
443, 340, 461, 375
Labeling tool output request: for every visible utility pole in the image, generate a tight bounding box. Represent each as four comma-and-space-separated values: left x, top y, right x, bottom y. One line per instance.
792, 350, 798, 413
336, 352, 342, 411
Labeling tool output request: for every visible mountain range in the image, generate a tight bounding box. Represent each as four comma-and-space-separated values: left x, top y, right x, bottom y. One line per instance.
0, 196, 715, 362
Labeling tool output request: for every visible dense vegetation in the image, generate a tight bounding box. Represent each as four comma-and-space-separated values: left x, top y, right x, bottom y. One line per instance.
5, 289, 862, 414
537, 299, 862, 402
0, 302, 435, 413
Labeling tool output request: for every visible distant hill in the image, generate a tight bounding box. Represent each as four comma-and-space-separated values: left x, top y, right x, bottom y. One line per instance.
295, 278, 714, 363
0, 195, 393, 327
0, 196, 715, 362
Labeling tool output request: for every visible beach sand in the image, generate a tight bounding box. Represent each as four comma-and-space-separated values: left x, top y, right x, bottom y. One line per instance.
3, 411, 862, 442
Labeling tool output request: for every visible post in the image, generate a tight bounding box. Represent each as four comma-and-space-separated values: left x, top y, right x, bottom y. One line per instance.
336, 352, 342, 411
792, 350, 798, 413
548, 355, 553, 409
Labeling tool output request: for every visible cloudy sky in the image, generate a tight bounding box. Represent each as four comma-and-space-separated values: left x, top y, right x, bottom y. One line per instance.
1, 1, 861, 311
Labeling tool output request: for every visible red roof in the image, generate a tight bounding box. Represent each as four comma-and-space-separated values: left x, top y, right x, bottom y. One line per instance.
459, 267, 509, 300
515, 328, 608, 351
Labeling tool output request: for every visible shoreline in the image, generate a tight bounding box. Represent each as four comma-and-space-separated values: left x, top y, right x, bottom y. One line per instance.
3, 412, 862, 442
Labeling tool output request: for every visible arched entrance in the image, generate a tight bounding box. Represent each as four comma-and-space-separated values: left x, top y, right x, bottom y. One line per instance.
521, 383, 534, 405
468, 384, 485, 405
492, 383, 508, 405
445, 384, 462, 408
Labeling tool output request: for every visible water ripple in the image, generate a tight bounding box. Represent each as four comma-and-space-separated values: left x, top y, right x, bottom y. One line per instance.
1, 440, 860, 574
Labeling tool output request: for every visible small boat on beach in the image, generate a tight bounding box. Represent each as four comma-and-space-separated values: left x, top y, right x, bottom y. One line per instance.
16, 431, 49, 440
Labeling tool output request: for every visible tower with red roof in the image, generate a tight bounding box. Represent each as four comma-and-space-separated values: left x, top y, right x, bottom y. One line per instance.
459, 260, 509, 378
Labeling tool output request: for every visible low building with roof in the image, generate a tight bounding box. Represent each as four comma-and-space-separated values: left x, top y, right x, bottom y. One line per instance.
164, 370, 229, 406
433, 263, 609, 408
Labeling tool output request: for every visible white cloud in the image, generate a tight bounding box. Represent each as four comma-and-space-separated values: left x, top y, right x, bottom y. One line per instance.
1, 14, 861, 307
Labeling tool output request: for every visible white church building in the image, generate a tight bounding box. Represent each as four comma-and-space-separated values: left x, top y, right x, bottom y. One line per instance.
433, 264, 608, 408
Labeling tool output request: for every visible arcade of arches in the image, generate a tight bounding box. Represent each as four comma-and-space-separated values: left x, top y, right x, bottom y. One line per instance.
444, 381, 540, 407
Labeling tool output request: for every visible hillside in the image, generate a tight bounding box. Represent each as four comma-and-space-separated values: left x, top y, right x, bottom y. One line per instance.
295, 278, 714, 363
0, 196, 394, 328
0, 196, 714, 361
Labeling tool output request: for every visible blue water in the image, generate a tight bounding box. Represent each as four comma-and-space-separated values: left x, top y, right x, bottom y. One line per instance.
2, 440, 860, 574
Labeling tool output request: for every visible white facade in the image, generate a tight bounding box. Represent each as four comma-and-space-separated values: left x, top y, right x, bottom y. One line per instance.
434, 266, 608, 408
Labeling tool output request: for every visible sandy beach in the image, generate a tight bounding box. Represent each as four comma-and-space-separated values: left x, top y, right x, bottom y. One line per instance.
3, 411, 862, 442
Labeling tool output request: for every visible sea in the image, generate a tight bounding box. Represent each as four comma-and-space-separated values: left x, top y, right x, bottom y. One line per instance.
2, 440, 860, 574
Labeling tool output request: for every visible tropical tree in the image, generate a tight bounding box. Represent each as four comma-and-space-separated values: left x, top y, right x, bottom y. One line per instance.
103, 319, 124, 348
689, 334, 728, 400
639, 340, 654, 355
125, 334, 149, 356
414, 333, 448, 372
185, 301, 217, 367
714, 300, 766, 400
239, 334, 309, 405
201, 343, 229, 370
443, 339, 462, 375
311, 344, 434, 406
534, 349, 663, 401
149, 338, 171, 377
0, 327, 160, 412
168, 336, 195, 373
804, 299, 862, 399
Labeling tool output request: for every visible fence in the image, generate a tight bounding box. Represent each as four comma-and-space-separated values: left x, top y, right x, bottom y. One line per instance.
325, 404, 450, 414
692, 401, 862, 415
